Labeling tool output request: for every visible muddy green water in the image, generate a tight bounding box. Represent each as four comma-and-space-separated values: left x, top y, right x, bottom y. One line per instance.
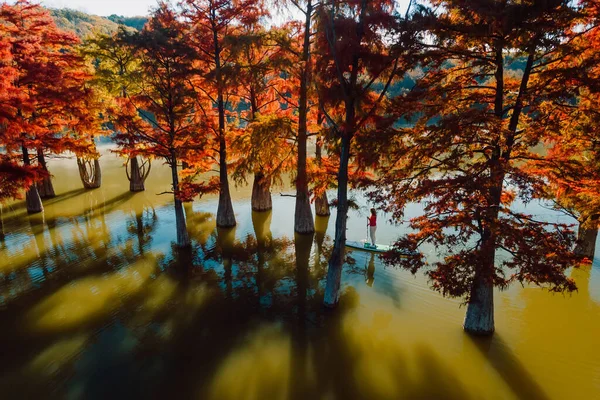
0, 146, 598, 399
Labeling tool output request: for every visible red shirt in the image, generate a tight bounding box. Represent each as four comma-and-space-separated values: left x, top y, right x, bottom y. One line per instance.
369, 215, 377, 226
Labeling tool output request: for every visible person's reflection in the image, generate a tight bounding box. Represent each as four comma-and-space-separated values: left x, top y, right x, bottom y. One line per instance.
365, 253, 375, 287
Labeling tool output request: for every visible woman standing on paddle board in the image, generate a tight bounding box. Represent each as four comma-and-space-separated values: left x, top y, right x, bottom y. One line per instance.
367, 208, 377, 246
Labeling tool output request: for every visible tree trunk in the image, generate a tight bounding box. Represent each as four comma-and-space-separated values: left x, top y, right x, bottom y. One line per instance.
77, 158, 102, 189
22, 146, 43, 214
314, 111, 330, 217
323, 133, 351, 307
171, 158, 190, 248
464, 271, 495, 335
251, 172, 272, 212
315, 192, 330, 217
575, 214, 599, 260
129, 156, 146, 192
217, 139, 236, 227
464, 178, 500, 336
295, 0, 315, 235
213, 20, 236, 228
36, 149, 55, 198
0, 205, 4, 241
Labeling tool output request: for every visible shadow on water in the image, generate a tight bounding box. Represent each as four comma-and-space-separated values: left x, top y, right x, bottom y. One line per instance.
469, 334, 550, 400
0, 200, 551, 400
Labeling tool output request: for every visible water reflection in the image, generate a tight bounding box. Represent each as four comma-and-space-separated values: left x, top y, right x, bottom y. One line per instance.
366, 253, 376, 287
0, 149, 598, 399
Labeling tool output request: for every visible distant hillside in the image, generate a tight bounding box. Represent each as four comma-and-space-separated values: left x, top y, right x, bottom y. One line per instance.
106, 15, 148, 31
49, 9, 146, 39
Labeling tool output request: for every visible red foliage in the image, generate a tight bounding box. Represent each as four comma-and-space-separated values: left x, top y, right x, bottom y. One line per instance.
0, 0, 100, 200
372, 0, 582, 301
525, 1, 600, 235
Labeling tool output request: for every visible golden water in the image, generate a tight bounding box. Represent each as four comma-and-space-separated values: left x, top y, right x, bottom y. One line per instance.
0, 146, 598, 399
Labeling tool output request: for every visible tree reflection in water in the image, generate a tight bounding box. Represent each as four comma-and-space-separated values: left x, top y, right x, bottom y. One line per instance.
0, 192, 591, 399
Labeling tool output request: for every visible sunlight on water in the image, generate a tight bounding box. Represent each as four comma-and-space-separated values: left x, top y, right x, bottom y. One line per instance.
26, 256, 157, 334
208, 324, 292, 400
28, 334, 90, 377
0, 145, 599, 399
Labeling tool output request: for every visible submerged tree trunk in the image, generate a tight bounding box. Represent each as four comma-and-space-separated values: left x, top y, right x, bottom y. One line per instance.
575, 214, 599, 261
314, 117, 330, 217
77, 158, 102, 189
217, 139, 236, 227
36, 149, 55, 198
295, 1, 315, 235
464, 271, 495, 335
128, 156, 151, 192
22, 146, 43, 214
323, 133, 351, 307
252, 172, 272, 212
171, 157, 190, 248
213, 22, 236, 228
315, 192, 330, 217
464, 177, 501, 336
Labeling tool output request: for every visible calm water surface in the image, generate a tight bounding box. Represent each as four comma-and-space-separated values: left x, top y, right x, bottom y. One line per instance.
0, 146, 599, 399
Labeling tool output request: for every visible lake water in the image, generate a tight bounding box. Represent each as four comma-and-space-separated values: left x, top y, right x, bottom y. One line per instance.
0, 146, 599, 399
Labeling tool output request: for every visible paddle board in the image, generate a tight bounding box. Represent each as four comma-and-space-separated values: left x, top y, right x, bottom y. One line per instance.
345, 240, 417, 255
345, 240, 391, 253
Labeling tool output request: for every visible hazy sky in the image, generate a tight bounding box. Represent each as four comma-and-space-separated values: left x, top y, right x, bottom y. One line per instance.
40, 0, 412, 18
41, 0, 158, 16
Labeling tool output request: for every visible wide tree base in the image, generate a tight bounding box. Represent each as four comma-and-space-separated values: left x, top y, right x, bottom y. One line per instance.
251, 173, 272, 212
37, 175, 56, 199
295, 196, 315, 234
174, 200, 190, 248
315, 192, 330, 217
217, 197, 237, 228
127, 156, 151, 192
463, 280, 495, 336
77, 158, 102, 189
574, 216, 599, 261
26, 187, 44, 214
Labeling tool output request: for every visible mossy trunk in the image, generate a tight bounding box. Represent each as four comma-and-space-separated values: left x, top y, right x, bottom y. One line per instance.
171, 160, 190, 248
464, 205, 498, 336
217, 138, 236, 228
129, 156, 146, 192
77, 158, 102, 189
294, 1, 315, 235
464, 273, 495, 335
214, 24, 236, 229
22, 146, 43, 214
36, 149, 55, 198
251, 172, 272, 212
315, 191, 330, 217
323, 132, 351, 307
574, 214, 599, 261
